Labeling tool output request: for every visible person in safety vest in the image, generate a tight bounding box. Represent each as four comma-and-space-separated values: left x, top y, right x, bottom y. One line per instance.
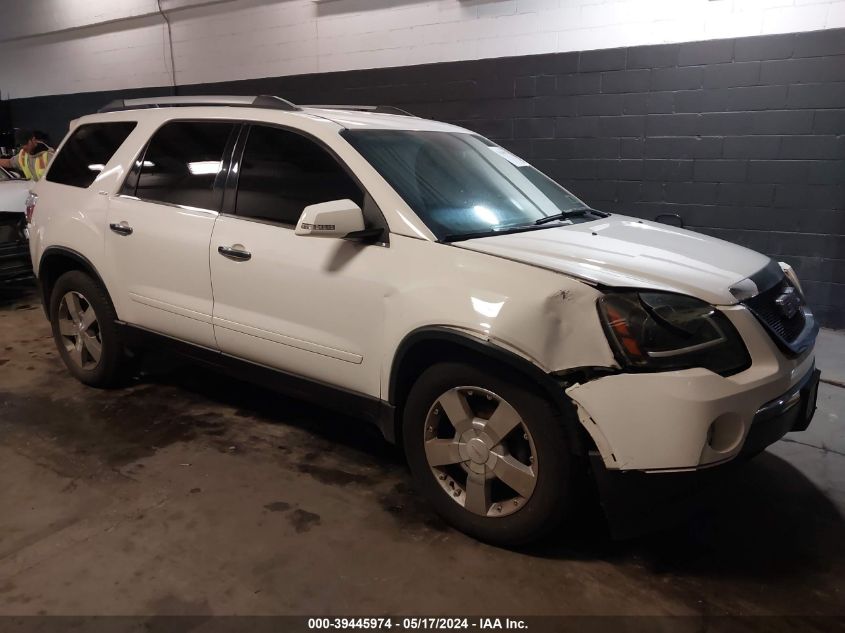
0, 129, 54, 181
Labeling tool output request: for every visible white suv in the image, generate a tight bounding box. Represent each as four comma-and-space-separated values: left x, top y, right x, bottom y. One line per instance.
28, 95, 820, 544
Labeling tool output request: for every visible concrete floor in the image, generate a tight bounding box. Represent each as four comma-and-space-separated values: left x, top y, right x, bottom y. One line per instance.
0, 286, 842, 617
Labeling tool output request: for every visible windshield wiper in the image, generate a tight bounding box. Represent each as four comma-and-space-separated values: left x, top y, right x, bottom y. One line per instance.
534, 207, 607, 225
440, 224, 553, 243
440, 208, 611, 243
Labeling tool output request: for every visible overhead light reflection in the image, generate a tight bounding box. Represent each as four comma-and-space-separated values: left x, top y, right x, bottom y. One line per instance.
471, 297, 504, 318
473, 205, 499, 225
187, 160, 221, 175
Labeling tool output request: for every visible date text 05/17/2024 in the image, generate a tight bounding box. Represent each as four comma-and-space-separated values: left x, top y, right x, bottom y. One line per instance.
307, 618, 528, 630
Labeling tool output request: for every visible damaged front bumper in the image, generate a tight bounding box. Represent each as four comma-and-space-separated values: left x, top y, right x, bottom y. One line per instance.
587, 368, 820, 539
564, 305, 819, 472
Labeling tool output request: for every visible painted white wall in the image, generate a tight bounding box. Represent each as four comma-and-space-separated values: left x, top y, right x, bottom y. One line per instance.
1, 0, 844, 99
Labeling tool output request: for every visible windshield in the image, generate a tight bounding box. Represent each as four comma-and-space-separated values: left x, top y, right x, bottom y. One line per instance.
343, 130, 597, 240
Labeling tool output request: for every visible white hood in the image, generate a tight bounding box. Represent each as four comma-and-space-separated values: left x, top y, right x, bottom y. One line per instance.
454, 215, 772, 306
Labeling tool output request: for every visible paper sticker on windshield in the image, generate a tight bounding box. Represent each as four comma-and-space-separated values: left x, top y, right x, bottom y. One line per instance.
489, 146, 530, 168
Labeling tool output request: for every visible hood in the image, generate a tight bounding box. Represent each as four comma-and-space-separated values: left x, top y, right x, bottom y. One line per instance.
454, 215, 772, 306
0, 179, 30, 214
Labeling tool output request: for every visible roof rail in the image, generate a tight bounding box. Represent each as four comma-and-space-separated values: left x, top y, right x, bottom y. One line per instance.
305, 104, 416, 117
98, 95, 300, 113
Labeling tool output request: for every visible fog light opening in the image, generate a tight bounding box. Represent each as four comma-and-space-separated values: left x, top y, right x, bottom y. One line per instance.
707, 414, 744, 453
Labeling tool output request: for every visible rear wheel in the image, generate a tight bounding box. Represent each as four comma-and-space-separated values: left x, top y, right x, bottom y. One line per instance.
403, 361, 578, 545
49, 270, 125, 387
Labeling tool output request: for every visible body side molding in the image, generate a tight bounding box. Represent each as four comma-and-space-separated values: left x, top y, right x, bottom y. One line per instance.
118, 323, 396, 440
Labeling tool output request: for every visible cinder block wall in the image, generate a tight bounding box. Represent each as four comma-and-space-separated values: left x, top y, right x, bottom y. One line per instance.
2, 2, 843, 326
10, 29, 845, 326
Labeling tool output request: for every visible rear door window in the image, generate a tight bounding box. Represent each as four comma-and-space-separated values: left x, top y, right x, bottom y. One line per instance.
234, 125, 363, 226
46, 122, 137, 188
134, 121, 236, 211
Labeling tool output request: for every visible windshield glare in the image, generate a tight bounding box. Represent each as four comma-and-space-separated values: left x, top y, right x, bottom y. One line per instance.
343, 130, 590, 239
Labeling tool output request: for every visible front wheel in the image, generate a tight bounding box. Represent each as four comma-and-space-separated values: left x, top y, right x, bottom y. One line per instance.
403, 361, 578, 545
49, 270, 126, 387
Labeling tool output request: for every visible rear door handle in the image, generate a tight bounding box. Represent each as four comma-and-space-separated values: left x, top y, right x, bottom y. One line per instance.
109, 222, 133, 236
218, 245, 251, 261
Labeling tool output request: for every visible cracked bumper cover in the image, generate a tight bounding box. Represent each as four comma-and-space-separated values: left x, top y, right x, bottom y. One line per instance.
565, 305, 819, 472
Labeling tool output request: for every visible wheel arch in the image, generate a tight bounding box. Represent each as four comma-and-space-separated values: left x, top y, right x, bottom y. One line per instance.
38, 247, 114, 317
388, 326, 586, 454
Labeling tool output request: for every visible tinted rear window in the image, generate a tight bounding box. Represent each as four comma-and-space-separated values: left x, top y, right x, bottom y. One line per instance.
47, 122, 137, 188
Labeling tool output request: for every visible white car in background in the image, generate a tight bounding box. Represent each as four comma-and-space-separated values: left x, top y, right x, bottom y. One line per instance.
0, 165, 33, 284
26, 96, 821, 545
0, 165, 29, 208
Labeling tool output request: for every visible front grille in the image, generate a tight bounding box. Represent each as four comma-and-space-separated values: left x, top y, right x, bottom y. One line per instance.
743, 277, 806, 345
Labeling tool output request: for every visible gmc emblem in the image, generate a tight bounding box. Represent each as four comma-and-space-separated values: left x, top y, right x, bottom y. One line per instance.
775, 286, 802, 319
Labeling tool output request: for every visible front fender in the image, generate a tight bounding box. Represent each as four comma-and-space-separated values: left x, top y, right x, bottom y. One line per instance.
379, 238, 618, 400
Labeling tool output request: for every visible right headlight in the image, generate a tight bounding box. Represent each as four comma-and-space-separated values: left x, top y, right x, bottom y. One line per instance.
598, 291, 750, 376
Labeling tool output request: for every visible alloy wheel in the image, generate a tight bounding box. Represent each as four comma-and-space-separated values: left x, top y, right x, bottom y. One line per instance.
58, 291, 102, 370
423, 386, 538, 517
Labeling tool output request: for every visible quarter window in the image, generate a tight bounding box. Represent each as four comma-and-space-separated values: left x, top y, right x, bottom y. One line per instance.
46, 122, 137, 188
135, 121, 235, 210
235, 125, 363, 225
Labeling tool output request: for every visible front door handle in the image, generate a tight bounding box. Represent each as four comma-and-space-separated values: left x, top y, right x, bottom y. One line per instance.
218, 245, 252, 261
109, 222, 133, 236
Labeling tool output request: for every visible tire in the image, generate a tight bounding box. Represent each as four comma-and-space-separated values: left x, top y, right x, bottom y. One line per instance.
402, 361, 578, 546
49, 270, 126, 387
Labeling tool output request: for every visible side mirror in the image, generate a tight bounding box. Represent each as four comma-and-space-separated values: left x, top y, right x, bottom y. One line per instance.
295, 199, 366, 239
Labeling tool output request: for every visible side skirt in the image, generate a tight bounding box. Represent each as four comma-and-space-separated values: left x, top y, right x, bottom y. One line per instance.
118, 323, 398, 443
